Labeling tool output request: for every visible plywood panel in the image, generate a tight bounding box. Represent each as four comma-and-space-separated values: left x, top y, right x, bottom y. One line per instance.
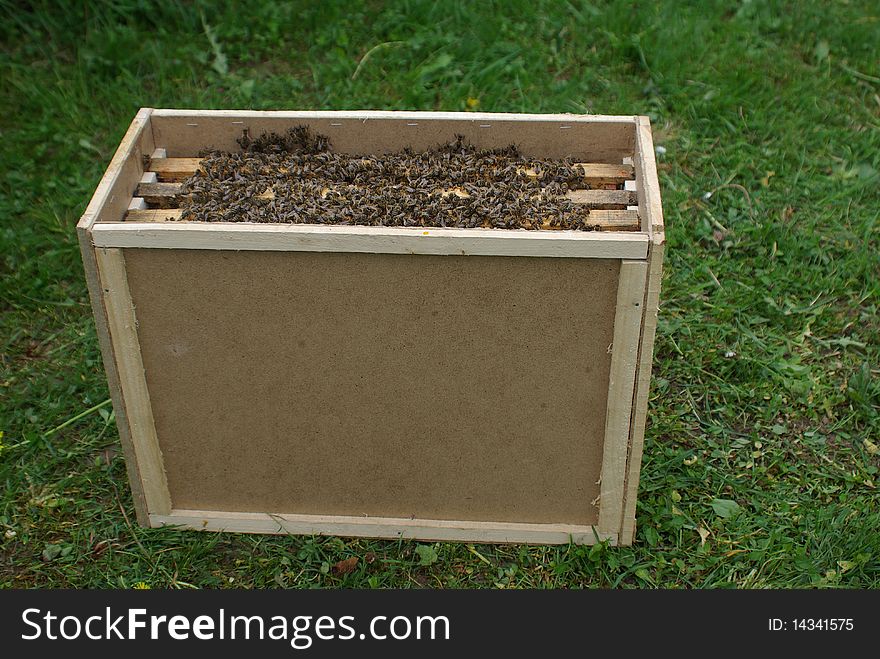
123, 250, 619, 525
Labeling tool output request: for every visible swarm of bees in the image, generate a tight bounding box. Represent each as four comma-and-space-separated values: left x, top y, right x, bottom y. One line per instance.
179, 127, 602, 230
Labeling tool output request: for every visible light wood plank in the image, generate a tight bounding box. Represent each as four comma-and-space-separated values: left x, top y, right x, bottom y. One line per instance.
79, 233, 150, 525
134, 180, 628, 205
124, 205, 641, 231
150, 509, 617, 545
135, 182, 185, 205
618, 117, 665, 543
137, 180, 639, 206
95, 248, 172, 516
94, 221, 649, 259
566, 189, 637, 207
620, 239, 665, 544
148, 157, 202, 181
125, 208, 183, 222
148, 158, 635, 187
409, 162, 635, 185
598, 260, 647, 534
518, 162, 634, 185
77, 108, 155, 525
576, 162, 634, 183
633, 115, 665, 236
581, 210, 640, 231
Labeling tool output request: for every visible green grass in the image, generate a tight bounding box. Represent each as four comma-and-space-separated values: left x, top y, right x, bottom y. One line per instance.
1, 0, 878, 589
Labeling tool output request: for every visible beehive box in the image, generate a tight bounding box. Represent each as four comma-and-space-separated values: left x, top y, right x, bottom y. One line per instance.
78, 109, 664, 546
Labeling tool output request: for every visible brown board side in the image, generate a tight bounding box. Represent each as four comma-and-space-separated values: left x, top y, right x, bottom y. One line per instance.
121, 250, 621, 526
150, 112, 635, 162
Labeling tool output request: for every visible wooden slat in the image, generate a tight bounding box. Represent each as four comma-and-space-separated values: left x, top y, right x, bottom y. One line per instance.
136, 182, 185, 205
126, 208, 183, 222
585, 210, 640, 231
148, 157, 635, 186
518, 163, 634, 185
93, 222, 650, 259
576, 162, 634, 184
598, 260, 647, 535
94, 247, 172, 516
619, 116, 666, 544
135, 179, 639, 208
542, 209, 640, 231
148, 157, 202, 181
620, 241, 664, 544
151, 509, 618, 545
566, 189, 637, 207
77, 107, 155, 526
125, 207, 640, 231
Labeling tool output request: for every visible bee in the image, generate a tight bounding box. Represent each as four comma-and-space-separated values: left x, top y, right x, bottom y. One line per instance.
176, 129, 607, 230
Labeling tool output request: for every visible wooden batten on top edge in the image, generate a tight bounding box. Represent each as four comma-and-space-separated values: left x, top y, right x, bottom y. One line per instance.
91, 222, 650, 259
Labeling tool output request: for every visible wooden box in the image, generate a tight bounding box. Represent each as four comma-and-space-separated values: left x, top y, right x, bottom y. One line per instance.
78, 109, 664, 546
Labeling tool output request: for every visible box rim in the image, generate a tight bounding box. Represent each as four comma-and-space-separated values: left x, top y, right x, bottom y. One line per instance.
151, 108, 640, 125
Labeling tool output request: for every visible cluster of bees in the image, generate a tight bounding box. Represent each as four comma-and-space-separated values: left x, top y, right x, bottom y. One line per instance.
179, 128, 600, 230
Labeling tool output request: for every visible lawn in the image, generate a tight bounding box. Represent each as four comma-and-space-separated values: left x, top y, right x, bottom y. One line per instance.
1, 0, 877, 588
